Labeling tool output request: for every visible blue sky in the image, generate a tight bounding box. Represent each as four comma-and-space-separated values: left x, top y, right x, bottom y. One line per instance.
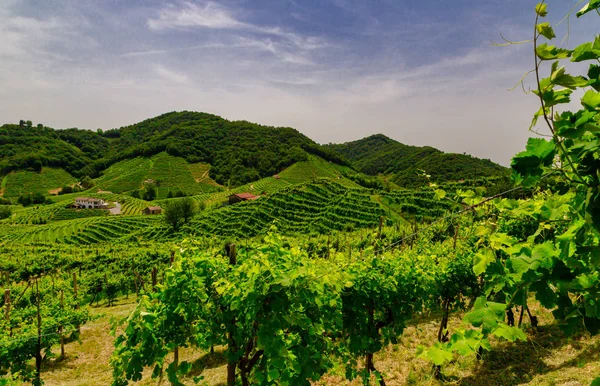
0, 0, 596, 165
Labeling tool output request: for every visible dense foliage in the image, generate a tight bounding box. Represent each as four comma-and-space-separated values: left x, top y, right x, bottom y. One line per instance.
0, 112, 349, 187
418, 2, 600, 381
326, 134, 508, 187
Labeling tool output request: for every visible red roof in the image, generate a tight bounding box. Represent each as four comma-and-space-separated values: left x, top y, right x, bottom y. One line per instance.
233, 193, 259, 200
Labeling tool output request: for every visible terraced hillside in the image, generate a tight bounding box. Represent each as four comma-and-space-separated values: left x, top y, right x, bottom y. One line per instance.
93, 153, 223, 198
1, 167, 77, 198
183, 180, 386, 238
0, 216, 162, 245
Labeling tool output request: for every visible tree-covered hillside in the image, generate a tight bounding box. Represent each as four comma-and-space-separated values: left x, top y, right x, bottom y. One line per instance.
97, 111, 347, 186
0, 123, 92, 177
0, 112, 346, 187
0, 114, 506, 191
326, 134, 508, 187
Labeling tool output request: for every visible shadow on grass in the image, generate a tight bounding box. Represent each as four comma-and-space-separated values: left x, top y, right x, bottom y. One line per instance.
184, 349, 228, 379
454, 322, 599, 386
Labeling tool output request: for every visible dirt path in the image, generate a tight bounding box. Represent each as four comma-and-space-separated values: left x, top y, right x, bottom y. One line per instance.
109, 202, 121, 215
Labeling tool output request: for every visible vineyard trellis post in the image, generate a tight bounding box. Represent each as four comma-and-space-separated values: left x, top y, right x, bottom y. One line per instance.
151, 267, 157, 292
4, 288, 10, 322
35, 277, 42, 386
60, 289, 65, 359
73, 272, 80, 333
227, 243, 237, 386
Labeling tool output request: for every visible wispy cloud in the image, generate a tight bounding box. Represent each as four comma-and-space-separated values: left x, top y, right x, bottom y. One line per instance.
153, 64, 189, 84
2, 0, 595, 166
120, 49, 168, 58
147, 2, 242, 31
146, 1, 328, 63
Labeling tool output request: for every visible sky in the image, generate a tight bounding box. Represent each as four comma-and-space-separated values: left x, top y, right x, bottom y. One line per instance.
0, 0, 596, 165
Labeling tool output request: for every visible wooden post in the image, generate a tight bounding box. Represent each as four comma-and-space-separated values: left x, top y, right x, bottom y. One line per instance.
151, 267, 158, 292
378, 216, 384, 239
73, 272, 80, 333
170, 250, 175, 266
4, 289, 10, 322
35, 278, 42, 385
173, 346, 179, 371
227, 244, 237, 386
60, 290, 65, 358
453, 223, 460, 250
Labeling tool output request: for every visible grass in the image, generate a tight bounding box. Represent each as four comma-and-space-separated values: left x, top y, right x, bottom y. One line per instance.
37, 297, 600, 386
2, 168, 77, 198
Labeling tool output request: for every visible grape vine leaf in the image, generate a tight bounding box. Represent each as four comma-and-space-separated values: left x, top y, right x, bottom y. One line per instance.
571, 36, 600, 62
473, 248, 495, 275
582, 90, 600, 110
491, 323, 528, 342
536, 22, 556, 40
464, 297, 506, 334
576, 0, 600, 17
535, 3, 548, 17
536, 44, 572, 60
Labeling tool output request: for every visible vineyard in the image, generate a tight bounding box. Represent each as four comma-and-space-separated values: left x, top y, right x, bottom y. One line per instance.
1, 168, 77, 198
1, 2, 599, 385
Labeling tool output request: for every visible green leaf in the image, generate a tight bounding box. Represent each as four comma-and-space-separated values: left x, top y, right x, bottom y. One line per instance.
571, 36, 600, 62
491, 323, 528, 342
425, 344, 454, 366
473, 248, 495, 275
529, 106, 547, 130
535, 3, 548, 17
464, 297, 506, 334
268, 369, 281, 381
582, 90, 600, 110
588, 64, 600, 91
536, 44, 572, 60
551, 66, 589, 89
576, 0, 600, 17
536, 22, 556, 40
434, 189, 446, 200
511, 138, 556, 187
592, 377, 600, 386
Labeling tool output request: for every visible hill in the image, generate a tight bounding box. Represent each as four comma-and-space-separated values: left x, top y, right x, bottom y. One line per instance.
325, 134, 508, 187
0, 112, 347, 190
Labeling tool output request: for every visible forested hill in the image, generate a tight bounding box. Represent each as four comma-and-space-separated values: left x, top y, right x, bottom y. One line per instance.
0, 112, 346, 186
325, 134, 508, 187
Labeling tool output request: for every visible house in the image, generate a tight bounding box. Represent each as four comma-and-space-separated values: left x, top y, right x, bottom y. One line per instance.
75, 197, 108, 209
142, 206, 162, 215
228, 193, 260, 205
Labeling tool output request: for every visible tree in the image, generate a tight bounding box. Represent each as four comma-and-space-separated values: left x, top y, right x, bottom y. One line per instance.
17, 194, 32, 207
163, 197, 197, 231
79, 176, 95, 190
143, 184, 157, 201
60, 186, 74, 195
31, 192, 46, 205
0, 205, 11, 220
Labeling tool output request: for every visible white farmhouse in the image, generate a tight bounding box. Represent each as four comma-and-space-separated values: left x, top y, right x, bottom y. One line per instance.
74, 197, 108, 209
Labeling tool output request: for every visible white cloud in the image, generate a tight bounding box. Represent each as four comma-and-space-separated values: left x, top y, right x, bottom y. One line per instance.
147, 2, 242, 30
146, 1, 328, 54
120, 49, 168, 58
153, 64, 189, 84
